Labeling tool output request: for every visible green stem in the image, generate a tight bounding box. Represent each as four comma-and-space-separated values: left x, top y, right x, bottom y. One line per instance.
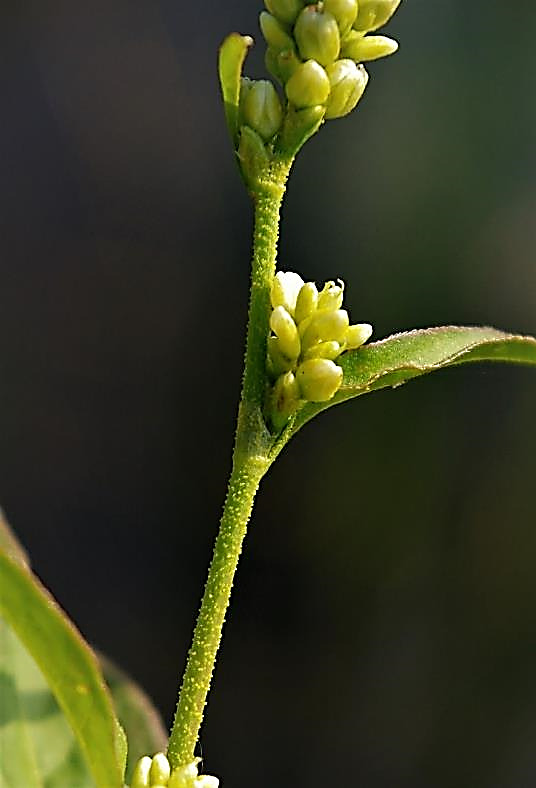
167, 156, 292, 768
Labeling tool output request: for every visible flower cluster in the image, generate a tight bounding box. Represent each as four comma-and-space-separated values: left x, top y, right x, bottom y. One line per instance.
130, 754, 218, 788
266, 271, 372, 429
239, 0, 401, 144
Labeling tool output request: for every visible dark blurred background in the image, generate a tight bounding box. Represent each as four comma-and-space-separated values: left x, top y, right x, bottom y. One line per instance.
1, 1, 536, 786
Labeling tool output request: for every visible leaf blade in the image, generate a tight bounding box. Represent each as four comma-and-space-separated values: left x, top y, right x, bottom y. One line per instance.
0, 550, 125, 788
290, 326, 536, 434
0, 621, 94, 788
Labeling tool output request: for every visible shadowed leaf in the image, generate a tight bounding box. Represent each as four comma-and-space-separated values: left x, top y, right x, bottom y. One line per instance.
0, 539, 126, 787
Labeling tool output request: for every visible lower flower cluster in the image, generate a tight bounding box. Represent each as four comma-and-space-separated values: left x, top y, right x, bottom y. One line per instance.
266, 270, 372, 429
130, 754, 218, 788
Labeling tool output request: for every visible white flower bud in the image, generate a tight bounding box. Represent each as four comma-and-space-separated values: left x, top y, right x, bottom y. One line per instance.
346, 323, 373, 348
285, 59, 331, 108
325, 60, 368, 119
131, 756, 152, 788
294, 281, 319, 324
271, 270, 305, 315
301, 308, 350, 349
150, 753, 171, 785
270, 306, 301, 359
196, 777, 219, 788
317, 279, 344, 311
297, 358, 343, 401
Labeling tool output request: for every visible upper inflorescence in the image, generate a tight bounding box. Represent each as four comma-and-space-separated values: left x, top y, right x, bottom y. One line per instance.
130, 753, 218, 788
266, 270, 372, 430
249, 0, 400, 132
228, 1, 403, 183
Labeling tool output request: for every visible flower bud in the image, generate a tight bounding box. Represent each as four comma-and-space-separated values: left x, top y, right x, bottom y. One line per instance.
301, 308, 349, 348
285, 60, 331, 108
294, 6, 341, 67
325, 60, 368, 119
270, 306, 301, 359
265, 0, 304, 25
276, 48, 302, 83
131, 756, 152, 788
323, 0, 358, 36
265, 47, 281, 83
242, 79, 283, 141
169, 761, 199, 788
260, 12, 295, 54
196, 778, 220, 788
341, 33, 398, 61
279, 103, 326, 155
303, 340, 342, 360
295, 281, 319, 323
150, 753, 171, 785
297, 358, 343, 401
353, 0, 402, 32
317, 279, 344, 311
271, 270, 305, 315
267, 336, 294, 377
346, 322, 373, 348
271, 371, 301, 429
237, 125, 270, 187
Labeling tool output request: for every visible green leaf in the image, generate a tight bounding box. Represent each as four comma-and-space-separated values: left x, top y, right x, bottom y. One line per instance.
0, 620, 94, 788
291, 326, 536, 434
218, 33, 253, 145
102, 657, 167, 784
0, 541, 126, 788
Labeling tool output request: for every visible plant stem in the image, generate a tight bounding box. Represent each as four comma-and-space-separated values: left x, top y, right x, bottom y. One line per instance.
167, 157, 292, 767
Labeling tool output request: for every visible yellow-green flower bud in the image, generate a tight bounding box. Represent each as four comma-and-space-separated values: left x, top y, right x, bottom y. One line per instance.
267, 336, 295, 377
260, 12, 295, 54
303, 340, 342, 360
271, 270, 305, 315
353, 0, 402, 32
297, 358, 343, 401
341, 33, 398, 61
294, 281, 319, 323
270, 305, 301, 359
323, 0, 358, 36
265, 0, 304, 26
265, 47, 281, 83
150, 753, 171, 786
242, 79, 283, 141
325, 60, 368, 119
285, 60, 331, 108
317, 279, 344, 311
131, 756, 152, 788
301, 308, 350, 348
294, 6, 341, 67
346, 322, 373, 348
237, 126, 270, 188
276, 48, 302, 83
271, 371, 301, 429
